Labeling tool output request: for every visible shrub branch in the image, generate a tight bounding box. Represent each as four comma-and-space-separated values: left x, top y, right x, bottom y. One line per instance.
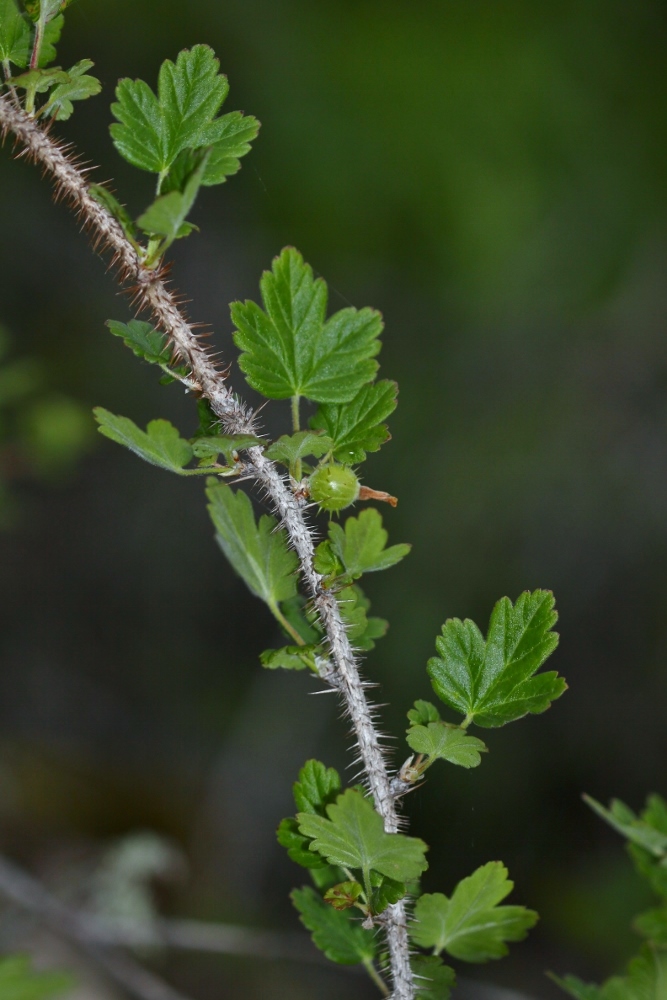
0, 93, 414, 1000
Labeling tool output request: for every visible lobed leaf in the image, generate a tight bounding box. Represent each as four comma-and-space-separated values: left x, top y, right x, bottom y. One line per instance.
634, 907, 667, 946
406, 723, 487, 769
137, 148, 210, 243
412, 956, 456, 999
191, 434, 262, 464
43, 59, 101, 120
0, 0, 31, 68
411, 862, 538, 962
292, 760, 342, 816
371, 874, 406, 915
277, 818, 327, 870
297, 788, 428, 884
316, 508, 410, 582
111, 45, 257, 182
310, 379, 397, 463
264, 430, 333, 467
407, 700, 441, 726
323, 881, 363, 911
260, 645, 318, 671
427, 590, 565, 727
106, 320, 172, 366
551, 947, 667, 1000
206, 483, 298, 607
584, 795, 667, 858
291, 886, 376, 965
232, 247, 382, 403
336, 584, 387, 650
93, 408, 193, 474
37, 13, 62, 66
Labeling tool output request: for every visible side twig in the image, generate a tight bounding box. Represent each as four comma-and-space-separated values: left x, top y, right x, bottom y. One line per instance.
0, 94, 413, 999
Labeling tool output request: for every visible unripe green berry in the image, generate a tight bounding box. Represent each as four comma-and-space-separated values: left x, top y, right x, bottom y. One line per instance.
309, 464, 360, 512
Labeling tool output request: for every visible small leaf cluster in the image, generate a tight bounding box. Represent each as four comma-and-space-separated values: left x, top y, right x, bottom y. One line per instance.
1, 0, 99, 118
553, 794, 667, 999
280, 760, 538, 995
0, 954, 72, 1000
108, 44, 259, 265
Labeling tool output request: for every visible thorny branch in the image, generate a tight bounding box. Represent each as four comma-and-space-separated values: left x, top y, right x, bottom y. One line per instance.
0, 93, 414, 999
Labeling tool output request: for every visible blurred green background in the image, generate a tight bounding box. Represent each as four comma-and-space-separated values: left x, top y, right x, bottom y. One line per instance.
1, 0, 667, 996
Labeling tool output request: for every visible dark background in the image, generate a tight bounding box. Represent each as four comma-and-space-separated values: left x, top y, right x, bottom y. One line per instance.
1, 1, 667, 997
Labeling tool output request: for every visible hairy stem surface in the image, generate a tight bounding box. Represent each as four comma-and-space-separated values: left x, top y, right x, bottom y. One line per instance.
0, 94, 414, 999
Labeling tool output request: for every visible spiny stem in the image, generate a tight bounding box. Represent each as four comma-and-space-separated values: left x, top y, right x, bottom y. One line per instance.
0, 94, 415, 1000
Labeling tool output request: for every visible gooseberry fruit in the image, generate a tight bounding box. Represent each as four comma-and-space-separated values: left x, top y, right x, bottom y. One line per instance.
309, 464, 360, 512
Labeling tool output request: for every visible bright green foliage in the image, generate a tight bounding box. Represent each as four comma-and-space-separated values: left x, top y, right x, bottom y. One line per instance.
277, 818, 327, 869
37, 13, 62, 66
297, 788, 428, 885
264, 430, 333, 467
412, 956, 456, 999
231, 247, 382, 402
110, 45, 258, 184
314, 508, 410, 583
371, 873, 406, 914
408, 700, 442, 726
137, 148, 209, 243
0, 0, 31, 67
0, 955, 72, 1000
406, 722, 487, 769
293, 759, 342, 815
323, 880, 363, 910
260, 645, 319, 671
93, 408, 195, 474
107, 320, 172, 366
206, 483, 298, 608
192, 434, 262, 465
310, 379, 398, 464
336, 585, 388, 650
40, 58, 101, 119
309, 463, 360, 512
427, 590, 565, 727
291, 886, 377, 965
411, 862, 538, 961
584, 795, 667, 859
552, 948, 667, 1000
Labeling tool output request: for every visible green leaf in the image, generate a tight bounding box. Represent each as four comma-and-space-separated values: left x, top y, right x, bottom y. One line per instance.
323, 881, 363, 911
293, 759, 342, 815
549, 975, 603, 1000
110, 45, 256, 179
406, 723, 487, 769
412, 956, 456, 1000
137, 149, 210, 242
0, 0, 30, 68
407, 700, 441, 726
9, 66, 66, 91
260, 645, 318, 671
191, 434, 262, 464
551, 947, 667, 1000
317, 508, 410, 581
336, 584, 387, 650
232, 247, 382, 403
427, 590, 565, 728
297, 788, 428, 884
277, 818, 327, 869
411, 862, 538, 961
584, 796, 667, 858
91, 189, 139, 245
264, 430, 333, 466
371, 874, 406, 915
206, 482, 298, 606
291, 886, 376, 965
106, 320, 172, 365
38, 13, 62, 67
43, 59, 101, 119
93, 408, 193, 474
310, 379, 398, 464
0, 955, 72, 1000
